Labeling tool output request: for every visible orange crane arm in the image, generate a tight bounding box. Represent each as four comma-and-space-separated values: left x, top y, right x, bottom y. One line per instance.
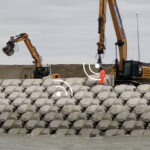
97, 0, 127, 72
97, 0, 107, 54
108, 0, 127, 72
12, 33, 41, 67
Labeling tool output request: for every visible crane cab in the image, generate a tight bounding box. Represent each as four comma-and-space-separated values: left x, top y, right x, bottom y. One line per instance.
33, 66, 60, 79
123, 61, 150, 80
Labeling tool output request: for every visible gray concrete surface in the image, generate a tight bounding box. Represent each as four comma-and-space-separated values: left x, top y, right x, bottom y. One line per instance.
0, 78, 150, 137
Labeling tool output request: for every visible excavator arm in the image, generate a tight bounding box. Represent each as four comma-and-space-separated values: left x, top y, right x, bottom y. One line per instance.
2, 33, 60, 79
3, 33, 41, 67
97, 0, 107, 69
97, 0, 127, 73
108, 0, 127, 72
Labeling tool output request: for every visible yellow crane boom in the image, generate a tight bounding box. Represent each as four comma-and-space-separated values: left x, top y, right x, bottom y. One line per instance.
97, 0, 127, 72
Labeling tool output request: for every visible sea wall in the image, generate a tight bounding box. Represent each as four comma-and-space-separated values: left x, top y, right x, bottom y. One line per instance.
0, 77, 149, 137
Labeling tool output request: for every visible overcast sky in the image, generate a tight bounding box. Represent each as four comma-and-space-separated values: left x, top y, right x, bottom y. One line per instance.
0, 0, 150, 65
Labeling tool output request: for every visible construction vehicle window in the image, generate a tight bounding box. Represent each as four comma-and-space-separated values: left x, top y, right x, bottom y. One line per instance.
42, 67, 50, 77
36, 67, 43, 76
132, 62, 139, 77
124, 62, 132, 79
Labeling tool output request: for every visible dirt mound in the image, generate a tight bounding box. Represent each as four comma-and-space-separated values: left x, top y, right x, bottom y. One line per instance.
0, 64, 113, 79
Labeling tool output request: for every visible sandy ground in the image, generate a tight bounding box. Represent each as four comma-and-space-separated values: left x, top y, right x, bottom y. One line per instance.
0, 64, 113, 79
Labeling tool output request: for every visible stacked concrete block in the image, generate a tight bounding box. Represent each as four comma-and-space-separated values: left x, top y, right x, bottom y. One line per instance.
137, 84, 150, 94
1, 80, 13, 88
22, 79, 35, 88
12, 98, 25, 107
85, 75, 99, 86
1, 78, 150, 137
55, 98, 69, 108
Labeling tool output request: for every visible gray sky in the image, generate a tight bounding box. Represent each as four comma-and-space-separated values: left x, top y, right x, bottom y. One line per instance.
0, 0, 150, 65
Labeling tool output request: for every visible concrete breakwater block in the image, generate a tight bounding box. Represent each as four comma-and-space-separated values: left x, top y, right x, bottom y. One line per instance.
127, 113, 137, 121
90, 129, 101, 137
11, 120, 24, 128
120, 91, 134, 101
130, 129, 144, 136
56, 129, 68, 136
31, 128, 44, 135
109, 105, 122, 115
17, 104, 30, 114
67, 112, 80, 122
140, 113, 150, 122
42, 79, 61, 88
79, 129, 93, 137
56, 98, 69, 108
3, 120, 15, 129
8, 128, 21, 134
59, 121, 71, 129
51, 91, 70, 101
8, 113, 20, 120
124, 121, 137, 131
4, 86, 17, 95
83, 120, 95, 128
0, 93, 7, 99
115, 112, 129, 122
74, 78, 86, 85
39, 105, 51, 115
53, 113, 65, 121
1, 80, 13, 88
25, 120, 39, 130
71, 85, 82, 94
79, 98, 92, 108
66, 129, 78, 136
0, 112, 11, 122
96, 120, 112, 131
31, 113, 42, 120
105, 129, 118, 136
8, 92, 23, 101
85, 75, 99, 86
25, 86, 37, 95
126, 98, 140, 108
49, 120, 62, 131
144, 92, 150, 100
108, 121, 120, 129
103, 98, 116, 108
35, 121, 47, 128
13, 98, 25, 107
22, 79, 35, 88
91, 85, 104, 94
137, 84, 150, 94
0, 105, 7, 113
64, 78, 77, 88
73, 120, 86, 130
2, 78, 150, 136
3, 105, 15, 113
34, 98, 48, 108
46, 85, 65, 95
133, 106, 146, 115
74, 91, 87, 100
18, 128, 29, 134
86, 105, 99, 115
44, 112, 57, 122
40, 128, 51, 135
21, 112, 33, 122
78, 113, 89, 120
114, 85, 127, 94
90, 112, 104, 122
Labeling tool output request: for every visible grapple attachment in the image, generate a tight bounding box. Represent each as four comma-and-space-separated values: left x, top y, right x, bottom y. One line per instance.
2, 41, 15, 56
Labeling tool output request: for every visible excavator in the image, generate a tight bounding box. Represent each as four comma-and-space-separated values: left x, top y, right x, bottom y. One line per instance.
97, 0, 150, 85
2, 33, 60, 79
